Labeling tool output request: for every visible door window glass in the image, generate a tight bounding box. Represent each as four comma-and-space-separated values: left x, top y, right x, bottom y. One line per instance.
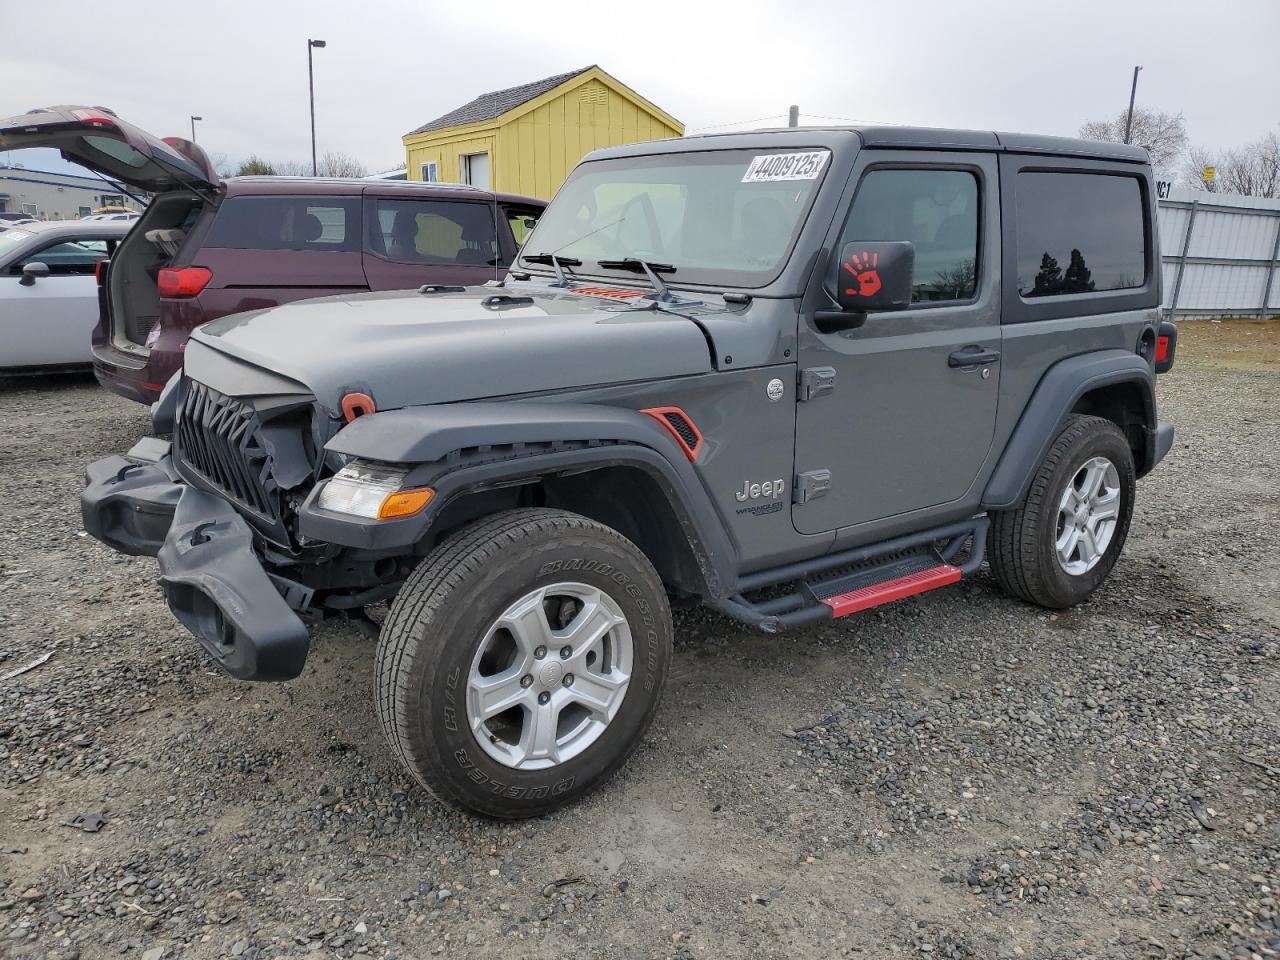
204, 196, 360, 251
840, 169, 979, 303
1015, 172, 1146, 297
505, 207, 540, 248
12, 238, 114, 275
369, 199, 498, 265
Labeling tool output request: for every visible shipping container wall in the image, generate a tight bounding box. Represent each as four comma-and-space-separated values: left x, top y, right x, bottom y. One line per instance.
1158, 187, 1280, 317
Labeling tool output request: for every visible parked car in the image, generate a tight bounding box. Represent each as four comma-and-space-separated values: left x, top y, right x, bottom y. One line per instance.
80, 125, 1178, 818
0, 106, 546, 404
0, 220, 132, 371
0, 214, 38, 230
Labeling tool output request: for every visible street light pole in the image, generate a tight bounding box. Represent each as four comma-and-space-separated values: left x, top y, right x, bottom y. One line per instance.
307, 39, 327, 176
189, 116, 202, 142
1123, 65, 1142, 144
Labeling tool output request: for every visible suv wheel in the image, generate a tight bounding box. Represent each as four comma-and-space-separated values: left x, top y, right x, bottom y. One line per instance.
988, 414, 1135, 609
375, 508, 672, 818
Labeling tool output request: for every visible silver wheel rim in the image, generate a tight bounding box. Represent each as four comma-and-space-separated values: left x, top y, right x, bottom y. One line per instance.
466, 582, 633, 771
1055, 455, 1121, 576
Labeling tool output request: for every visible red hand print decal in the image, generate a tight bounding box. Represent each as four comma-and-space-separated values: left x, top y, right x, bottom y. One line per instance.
842, 251, 881, 298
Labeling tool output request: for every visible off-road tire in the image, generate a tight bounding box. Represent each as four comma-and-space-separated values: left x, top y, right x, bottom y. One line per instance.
987, 414, 1136, 609
375, 508, 672, 819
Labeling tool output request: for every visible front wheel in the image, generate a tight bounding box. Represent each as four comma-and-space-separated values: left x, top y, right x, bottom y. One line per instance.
375, 509, 672, 818
988, 414, 1136, 609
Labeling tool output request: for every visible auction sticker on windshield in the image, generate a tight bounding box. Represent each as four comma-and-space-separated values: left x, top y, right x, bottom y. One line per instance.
741, 151, 829, 183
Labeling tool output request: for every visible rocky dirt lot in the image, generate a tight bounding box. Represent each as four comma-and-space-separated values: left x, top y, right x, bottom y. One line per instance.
1, 319, 1277, 960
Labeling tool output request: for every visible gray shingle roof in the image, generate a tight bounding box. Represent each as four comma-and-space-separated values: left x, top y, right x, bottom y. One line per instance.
408, 66, 596, 136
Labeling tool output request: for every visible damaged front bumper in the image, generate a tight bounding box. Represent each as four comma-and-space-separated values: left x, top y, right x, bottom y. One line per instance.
81, 441, 311, 680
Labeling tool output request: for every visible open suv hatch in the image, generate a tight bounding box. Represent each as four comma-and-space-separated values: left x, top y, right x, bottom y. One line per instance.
0, 105, 545, 404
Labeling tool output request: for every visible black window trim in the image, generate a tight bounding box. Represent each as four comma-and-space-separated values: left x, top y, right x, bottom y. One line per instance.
831, 159, 987, 311
999, 153, 1158, 325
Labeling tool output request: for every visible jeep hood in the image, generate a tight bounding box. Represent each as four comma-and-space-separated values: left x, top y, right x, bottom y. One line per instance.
187, 287, 714, 412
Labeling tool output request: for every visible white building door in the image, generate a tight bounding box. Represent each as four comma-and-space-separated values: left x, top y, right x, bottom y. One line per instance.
460, 153, 490, 190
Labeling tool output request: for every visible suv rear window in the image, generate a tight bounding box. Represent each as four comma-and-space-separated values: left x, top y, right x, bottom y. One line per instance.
205, 197, 360, 252
368, 199, 499, 266
1015, 173, 1146, 298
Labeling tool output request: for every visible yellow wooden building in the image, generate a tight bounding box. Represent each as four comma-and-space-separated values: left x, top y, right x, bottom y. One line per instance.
402, 65, 683, 200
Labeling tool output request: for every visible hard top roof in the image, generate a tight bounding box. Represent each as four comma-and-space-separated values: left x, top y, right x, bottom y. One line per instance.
585, 125, 1151, 164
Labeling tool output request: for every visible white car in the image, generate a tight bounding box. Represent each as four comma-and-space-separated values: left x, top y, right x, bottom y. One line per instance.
1, 220, 133, 370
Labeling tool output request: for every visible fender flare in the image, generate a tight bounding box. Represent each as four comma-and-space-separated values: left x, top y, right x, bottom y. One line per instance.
297, 402, 739, 596
981, 350, 1155, 510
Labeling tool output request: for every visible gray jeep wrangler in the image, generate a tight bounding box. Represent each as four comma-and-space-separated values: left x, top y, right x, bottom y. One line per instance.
82, 126, 1177, 818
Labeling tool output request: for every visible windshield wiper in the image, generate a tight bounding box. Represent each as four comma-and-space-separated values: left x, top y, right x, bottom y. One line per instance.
597, 258, 677, 301
521, 252, 581, 287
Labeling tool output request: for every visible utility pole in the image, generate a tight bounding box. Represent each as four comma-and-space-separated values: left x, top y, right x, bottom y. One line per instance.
788, 105, 799, 128
308, 39, 327, 176
189, 116, 201, 142
1123, 65, 1142, 144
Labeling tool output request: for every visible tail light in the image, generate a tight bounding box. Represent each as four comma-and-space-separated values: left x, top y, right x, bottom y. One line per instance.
95, 259, 109, 285
69, 109, 117, 128
1154, 320, 1178, 374
157, 266, 212, 299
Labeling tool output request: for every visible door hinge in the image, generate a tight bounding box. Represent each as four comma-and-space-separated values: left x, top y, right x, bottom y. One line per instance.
793, 469, 832, 504
798, 366, 836, 401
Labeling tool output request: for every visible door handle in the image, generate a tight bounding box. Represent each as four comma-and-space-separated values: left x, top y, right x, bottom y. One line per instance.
948, 345, 1001, 368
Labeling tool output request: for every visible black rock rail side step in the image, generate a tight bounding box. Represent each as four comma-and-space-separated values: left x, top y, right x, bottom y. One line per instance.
710, 516, 989, 633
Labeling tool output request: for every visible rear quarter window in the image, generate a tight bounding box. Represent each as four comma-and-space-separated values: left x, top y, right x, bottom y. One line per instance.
204, 196, 360, 252
1015, 172, 1147, 298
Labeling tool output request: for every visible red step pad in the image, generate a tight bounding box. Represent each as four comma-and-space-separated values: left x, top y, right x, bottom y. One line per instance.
822, 564, 962, 618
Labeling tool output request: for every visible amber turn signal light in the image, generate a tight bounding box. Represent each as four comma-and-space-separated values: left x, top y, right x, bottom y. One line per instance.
376, 487, 434, 520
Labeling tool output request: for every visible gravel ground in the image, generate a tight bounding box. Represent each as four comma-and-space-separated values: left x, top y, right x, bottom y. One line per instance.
1, 319, 1277, 960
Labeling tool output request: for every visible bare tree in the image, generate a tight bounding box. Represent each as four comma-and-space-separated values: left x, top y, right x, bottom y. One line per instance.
206, 151, 235, 179
1079, 108, 1188, 174
273, 159, 311, 177
316, 152, 368, 178
1182, 131, 1280, 198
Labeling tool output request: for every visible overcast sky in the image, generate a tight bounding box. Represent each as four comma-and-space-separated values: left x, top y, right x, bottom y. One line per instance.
3, 0, 1277, 175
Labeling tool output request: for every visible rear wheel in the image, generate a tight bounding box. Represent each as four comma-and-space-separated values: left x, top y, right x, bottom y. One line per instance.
988, 414, 1135, 609
375, 508, 672, 818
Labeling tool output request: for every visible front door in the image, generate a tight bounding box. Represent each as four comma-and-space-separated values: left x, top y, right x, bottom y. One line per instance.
3, 236, 114, 366
793, 152, 1002, 535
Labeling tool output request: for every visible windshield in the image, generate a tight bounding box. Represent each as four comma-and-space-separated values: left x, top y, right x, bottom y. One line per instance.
521, 148, 831, 288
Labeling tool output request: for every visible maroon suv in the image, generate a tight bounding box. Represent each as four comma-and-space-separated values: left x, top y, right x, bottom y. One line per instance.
0, 105, 544, 403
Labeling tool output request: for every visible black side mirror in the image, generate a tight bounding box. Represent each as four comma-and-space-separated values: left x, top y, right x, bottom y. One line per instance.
836, 241, 914, 313
19, 261, 50, 286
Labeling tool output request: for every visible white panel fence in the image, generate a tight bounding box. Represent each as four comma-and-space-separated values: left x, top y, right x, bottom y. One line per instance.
1158, 186, 1280, 318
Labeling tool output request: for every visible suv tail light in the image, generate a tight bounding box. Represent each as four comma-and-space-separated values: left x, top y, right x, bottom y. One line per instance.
69, 109, 117, 128
157, 266, 212, 298
1154, 320, 1178, 375
95, 259, 109, 285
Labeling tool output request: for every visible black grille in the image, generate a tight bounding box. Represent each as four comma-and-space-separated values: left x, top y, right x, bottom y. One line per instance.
176, 380, 279, 520
663, 411, 698, 450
